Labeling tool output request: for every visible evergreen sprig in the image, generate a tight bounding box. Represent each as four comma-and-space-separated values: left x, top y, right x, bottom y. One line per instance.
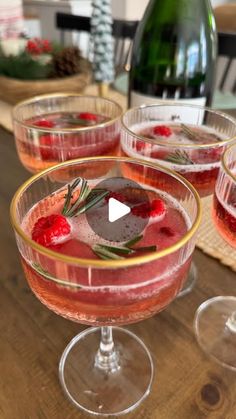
62, 177, 109, 217
0, 51, 52, 80
165, 149, 194, 165
92, 235, 157, 260
32, 262, 81, 289
181, 124, 201, 142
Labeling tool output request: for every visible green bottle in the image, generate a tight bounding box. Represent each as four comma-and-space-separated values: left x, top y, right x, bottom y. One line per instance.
129, 0, 217, 107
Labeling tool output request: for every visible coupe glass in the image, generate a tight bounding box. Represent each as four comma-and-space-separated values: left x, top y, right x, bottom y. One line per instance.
10, 156, 201, 416
194, 143, 236, 371
121, 104, 236, 295
12, 93, 122, 173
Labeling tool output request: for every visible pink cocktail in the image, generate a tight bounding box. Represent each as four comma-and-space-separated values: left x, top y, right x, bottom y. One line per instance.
212, 181, 236, 248
121, 104, 236, 198
10, 157, 201, 416
13, 94, 122, 173
195, 143, 236, 371
121, 104, 236, 296
21, 180, 191, 325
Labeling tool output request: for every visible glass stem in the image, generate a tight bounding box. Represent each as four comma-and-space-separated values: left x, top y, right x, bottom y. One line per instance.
95, 326, 120, 373
226, 311, 236, 333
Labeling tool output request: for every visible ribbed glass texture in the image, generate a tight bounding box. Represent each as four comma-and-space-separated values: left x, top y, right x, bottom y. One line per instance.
13, 94, 122, 173
121, 104, 236, 197
213, 144, 236, 247
11, 157, 201, 325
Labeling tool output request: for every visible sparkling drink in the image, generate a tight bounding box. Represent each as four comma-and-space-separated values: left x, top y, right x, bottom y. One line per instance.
121, 104, 236, 197
10, 157, 201, 416
212, 144, 236, 248
13, 94, 122, 173
212, 187, 236, 248
21, 178, 191, 325
194, 144, 236, 372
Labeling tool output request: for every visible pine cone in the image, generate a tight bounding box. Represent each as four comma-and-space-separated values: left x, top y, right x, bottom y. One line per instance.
50, 46, 83, 78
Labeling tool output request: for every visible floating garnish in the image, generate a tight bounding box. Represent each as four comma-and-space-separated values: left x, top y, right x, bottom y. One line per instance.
92, 235, 157, 260
165, 149, 194, 165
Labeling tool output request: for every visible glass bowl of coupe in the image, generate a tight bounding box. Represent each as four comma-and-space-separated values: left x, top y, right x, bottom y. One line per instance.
10, 156, 201, 416
121, 103, 236, 295
12, 93, 122, 173
195, 143, 236, 371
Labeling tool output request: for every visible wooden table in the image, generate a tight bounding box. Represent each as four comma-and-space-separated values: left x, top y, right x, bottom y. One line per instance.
1, 120, 236, 419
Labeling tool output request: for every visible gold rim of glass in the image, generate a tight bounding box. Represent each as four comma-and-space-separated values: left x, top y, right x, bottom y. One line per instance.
222, 142, 236, 182
12, 93, 123, 133
121, 103, 236, 149
10, 156, 202, 268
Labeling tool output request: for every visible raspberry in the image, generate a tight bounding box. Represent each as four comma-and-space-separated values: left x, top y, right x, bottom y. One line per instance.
132, 199, 166, 219
33, 119, 55, 128
153, 125, 172, 137
198, 147, 222, 163
159, 226, 175, 237
105, 192, 126, 203
32, 214, 71, 247
39, 134, 60, 160
136, 141, 149, 152
78, 112, 98, 122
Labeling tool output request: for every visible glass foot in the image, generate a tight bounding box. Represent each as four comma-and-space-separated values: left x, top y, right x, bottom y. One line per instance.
177, 261, 197, 298
194, 296, 236, 371
59, 326, 154, 416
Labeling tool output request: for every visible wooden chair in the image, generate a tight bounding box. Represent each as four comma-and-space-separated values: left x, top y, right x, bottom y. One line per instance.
217, 31, 236, 94
55, 12, 138, 76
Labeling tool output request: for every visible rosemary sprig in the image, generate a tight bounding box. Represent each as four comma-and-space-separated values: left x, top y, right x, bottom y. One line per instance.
62, 177, 109, 217
60, 117, 96, 126
32, 262, 82, 289
181, 123, 200, 142
76, 190, 109, 215
133, 245, 157, 252
165, 149, 194, 165
96, 244, 134, 255
92, 235, 157, 260
92, 245, 125, 260
124, 234, 143, 247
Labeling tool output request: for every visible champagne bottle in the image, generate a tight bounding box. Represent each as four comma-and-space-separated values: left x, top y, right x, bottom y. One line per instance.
129, 0, 217, 107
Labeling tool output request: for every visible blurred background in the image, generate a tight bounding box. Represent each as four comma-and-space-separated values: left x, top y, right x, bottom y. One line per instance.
22, 0, 236, 41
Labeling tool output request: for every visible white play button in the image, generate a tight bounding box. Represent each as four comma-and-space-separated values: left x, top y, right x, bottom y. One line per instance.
108, 197, 131, 223
86, 177, 150, 242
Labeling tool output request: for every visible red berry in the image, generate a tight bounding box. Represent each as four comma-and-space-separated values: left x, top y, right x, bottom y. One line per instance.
105, 192, 126, 203
41, 39, 52, 53
34, 119, 55, 128
32, 214, 71, 247
159, 226, 175, 237
150, 199, 166, 216
132, 199, 166, 218
26, 39, 42, 55
198, 147, 222, 163
39, 134, 60, 160
78, 112, 98, 122
153, 125, 172, 137
136, 141, 151, 152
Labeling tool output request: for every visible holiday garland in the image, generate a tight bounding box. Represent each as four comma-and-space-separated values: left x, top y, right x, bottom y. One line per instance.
0, 38, 87, 80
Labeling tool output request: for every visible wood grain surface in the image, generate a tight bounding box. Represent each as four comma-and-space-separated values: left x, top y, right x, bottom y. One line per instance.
0, 125, 236, 419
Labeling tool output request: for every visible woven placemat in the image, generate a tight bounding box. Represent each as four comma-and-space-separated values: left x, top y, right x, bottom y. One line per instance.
197, 196, 236, 272
0, 85, 235, 271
